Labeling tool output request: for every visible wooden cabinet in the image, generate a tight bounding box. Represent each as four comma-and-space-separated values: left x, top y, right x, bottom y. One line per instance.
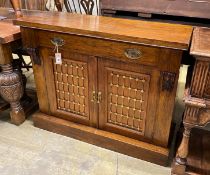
15, 11, 193, 166
36, 30, 183, 146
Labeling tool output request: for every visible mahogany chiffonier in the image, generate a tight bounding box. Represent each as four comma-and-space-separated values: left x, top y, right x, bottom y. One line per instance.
172, 27, 210, 174
15, 11, 193, 165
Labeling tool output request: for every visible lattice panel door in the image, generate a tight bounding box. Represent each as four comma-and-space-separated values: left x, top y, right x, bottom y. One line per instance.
44, 50, 98, 127
98, 58, 152, 140
107, 68, 150, 134
53, 60, 89, 117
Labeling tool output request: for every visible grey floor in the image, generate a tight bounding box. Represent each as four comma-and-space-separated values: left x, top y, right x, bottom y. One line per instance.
0, 115, 171, 175
0, 57, 189, 175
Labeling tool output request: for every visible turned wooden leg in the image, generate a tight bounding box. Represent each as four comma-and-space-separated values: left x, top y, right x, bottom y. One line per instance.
173, 123, 193, 174
0, 64, 25, 125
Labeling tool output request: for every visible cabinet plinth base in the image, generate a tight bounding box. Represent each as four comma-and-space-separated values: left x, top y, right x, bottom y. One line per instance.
33, 112, 169, 166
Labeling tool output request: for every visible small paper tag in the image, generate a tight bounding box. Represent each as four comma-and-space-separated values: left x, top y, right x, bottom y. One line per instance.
55, 53, 62, 64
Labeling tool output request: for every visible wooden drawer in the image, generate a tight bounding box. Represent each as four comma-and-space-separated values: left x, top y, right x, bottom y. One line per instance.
37, 30, 160, 67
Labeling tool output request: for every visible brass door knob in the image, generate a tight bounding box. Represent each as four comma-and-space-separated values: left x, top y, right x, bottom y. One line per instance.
124, 48, 142, 60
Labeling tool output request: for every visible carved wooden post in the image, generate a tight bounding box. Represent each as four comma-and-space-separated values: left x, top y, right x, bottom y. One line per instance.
0, 64, 25, 125
173, 121, 194, 173
10, 0, 22, 18
172, 93, 206, 174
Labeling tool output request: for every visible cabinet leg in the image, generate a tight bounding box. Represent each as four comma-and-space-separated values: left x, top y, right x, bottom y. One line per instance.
0, 64, 25, 125
172, 123, 193, 175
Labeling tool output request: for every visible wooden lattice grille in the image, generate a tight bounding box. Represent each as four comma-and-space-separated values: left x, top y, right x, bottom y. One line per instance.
107, 68, 150, 134
53, 59, 89, 118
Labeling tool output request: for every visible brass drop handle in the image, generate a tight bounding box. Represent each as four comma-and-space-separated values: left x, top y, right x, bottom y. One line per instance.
91, 91, 102, 103
124, 48, 142, 60
51, 37, 65, 47
91, 91, 96, 102
97, 92, 102, 103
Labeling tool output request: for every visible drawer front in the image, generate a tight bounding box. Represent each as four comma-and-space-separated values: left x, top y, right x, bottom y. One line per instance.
37, 30, 160, 67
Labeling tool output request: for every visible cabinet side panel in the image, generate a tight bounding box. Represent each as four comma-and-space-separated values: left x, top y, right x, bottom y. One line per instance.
20, 28, 50, 114
190, 60, 209, 98
152, 49, 182, 147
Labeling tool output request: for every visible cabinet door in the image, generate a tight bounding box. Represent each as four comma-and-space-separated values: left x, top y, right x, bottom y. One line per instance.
98, 58, 160, 142
42, 48, 98, 127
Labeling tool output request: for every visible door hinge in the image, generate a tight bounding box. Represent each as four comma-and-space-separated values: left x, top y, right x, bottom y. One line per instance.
91, 91, 102, 103
161, 71, 176, 92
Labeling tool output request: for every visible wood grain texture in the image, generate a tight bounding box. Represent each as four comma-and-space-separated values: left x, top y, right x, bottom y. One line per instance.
0, 43, 13, 64
98, 58, 153, 143
190, 60, 209, 98
43, 50, 98, 127
205, 72, 210, 98
37, 30, 160, 67
0, 22, 20, 44
18, 12, 192, 165
14, 10, 193, 50
190, 28, 210, 98
191, 27, 210, 58
20, 28, 50, 114
0, 22, 25, 125
173, 27, 210, 174
35, 29, 184, 147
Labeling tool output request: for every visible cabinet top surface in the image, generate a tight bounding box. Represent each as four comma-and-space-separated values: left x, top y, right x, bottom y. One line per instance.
15, 11, 193, 50
191, 27, 210, 58
0, 22, 20, 44
0, 8, 21, 44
